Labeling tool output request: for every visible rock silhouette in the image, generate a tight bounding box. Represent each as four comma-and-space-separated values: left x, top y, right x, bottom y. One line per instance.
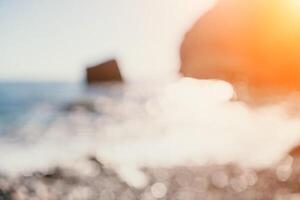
86, 59, 123, 84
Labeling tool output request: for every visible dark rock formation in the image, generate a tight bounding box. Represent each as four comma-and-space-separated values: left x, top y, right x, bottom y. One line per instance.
0, 190, 11, 200
63, 99, 97, 113
180, 0, 300, 100
86, 59, 123, 84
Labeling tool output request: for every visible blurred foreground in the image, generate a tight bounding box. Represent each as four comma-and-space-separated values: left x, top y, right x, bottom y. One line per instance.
1, 79, 300, 199
2, 158, 300, 200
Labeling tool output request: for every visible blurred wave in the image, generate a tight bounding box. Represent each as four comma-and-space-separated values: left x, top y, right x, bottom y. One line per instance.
1, 79, 300, 199
0, 79, 300, 188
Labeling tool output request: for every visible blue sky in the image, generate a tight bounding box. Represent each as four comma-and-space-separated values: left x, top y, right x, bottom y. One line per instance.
0, 0, 215, 82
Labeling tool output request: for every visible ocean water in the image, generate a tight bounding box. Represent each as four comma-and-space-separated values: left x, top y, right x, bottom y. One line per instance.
0, 82, 83, 135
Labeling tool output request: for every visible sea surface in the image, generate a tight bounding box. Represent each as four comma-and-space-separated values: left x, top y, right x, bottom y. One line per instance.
0, 82, 84, 135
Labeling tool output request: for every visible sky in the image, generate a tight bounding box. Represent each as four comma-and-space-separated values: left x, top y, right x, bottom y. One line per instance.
0, 0, 216, 82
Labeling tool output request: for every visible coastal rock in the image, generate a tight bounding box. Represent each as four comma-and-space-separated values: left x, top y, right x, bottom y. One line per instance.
86, 59, 123, 84
0, 190, 11, 200
63, 100, 97, 113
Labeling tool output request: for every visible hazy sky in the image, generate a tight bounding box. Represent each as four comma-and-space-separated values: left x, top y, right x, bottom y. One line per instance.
0, 0, 215, 82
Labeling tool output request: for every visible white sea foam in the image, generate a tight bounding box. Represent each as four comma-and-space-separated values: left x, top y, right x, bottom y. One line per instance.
0, 78, 300, 188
